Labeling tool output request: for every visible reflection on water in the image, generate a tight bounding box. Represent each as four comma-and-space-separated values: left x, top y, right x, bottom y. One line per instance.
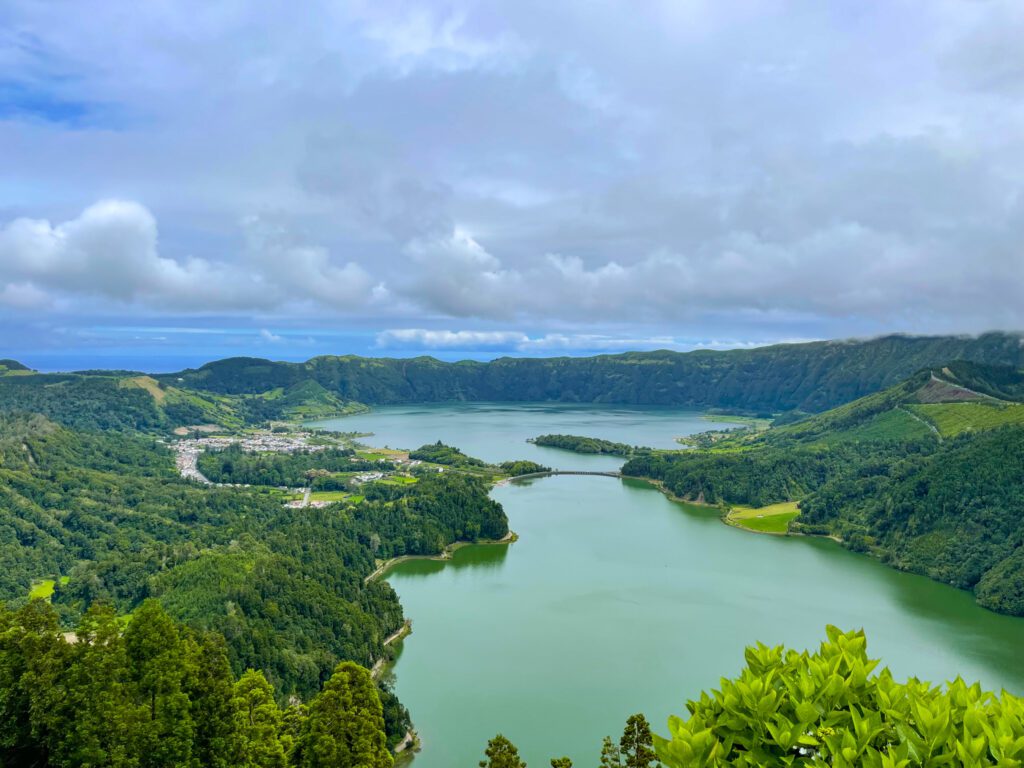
387, 543, 511, 580
314, 403, 1024, 767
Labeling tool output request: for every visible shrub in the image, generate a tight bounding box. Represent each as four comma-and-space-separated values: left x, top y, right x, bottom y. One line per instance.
655, 626, 1024, 768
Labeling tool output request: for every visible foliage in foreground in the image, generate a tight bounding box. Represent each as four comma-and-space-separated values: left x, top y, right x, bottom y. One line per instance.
0, 600, 392, 768
485, 628, 1024, 768
478, 713, 660, 767
654, 626, 1024, 768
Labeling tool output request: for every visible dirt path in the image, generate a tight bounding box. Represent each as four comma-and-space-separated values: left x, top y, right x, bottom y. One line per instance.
370, 620, 412, 679
898, 405, 942, 442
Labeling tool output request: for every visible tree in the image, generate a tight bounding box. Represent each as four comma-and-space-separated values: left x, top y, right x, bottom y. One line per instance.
619, 714, 658, 768
232, 669, 287, 768
0, 601, 63, 768
58, 603, 143, 768
297, 661, 392, 768
479, 734, 526, 768
550, 758, 573, 768
599, 735, 622, 767
187, 631, 241, 768
123, 599, 195, 768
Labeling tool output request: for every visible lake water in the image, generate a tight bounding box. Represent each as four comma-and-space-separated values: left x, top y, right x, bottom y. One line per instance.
315, 403, 1024, 768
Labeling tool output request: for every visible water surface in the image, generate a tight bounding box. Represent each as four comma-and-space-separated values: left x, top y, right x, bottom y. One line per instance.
313, 402, 732, 471
318, 403, 1024, 768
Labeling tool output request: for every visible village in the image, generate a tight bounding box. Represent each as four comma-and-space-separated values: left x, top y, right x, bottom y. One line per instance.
170, 428, 425, 507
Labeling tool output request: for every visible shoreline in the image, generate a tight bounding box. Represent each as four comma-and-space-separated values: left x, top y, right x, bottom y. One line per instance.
364, 530, 518, 584
625, 475, 841, 543
370, 619, 413, 679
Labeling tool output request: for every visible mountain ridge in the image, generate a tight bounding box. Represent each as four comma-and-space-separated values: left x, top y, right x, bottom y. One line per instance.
160, 331, 1024, 414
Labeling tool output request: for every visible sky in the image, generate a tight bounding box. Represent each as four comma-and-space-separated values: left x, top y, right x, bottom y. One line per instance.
1, 1, 1022, 371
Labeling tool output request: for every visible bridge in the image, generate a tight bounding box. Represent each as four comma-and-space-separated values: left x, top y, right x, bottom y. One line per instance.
508, 470, 622, 481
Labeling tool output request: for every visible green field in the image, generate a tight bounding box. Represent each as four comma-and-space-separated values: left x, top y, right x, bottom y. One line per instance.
726, 501, 800, 534
815, 407, 934, 444
910, 402, 1024, 437
309, 490, 351, 502
377, 475, 418, 486
28, 575, 69, 601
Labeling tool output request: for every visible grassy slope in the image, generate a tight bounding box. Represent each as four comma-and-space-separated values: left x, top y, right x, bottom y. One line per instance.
910, 402, 1024, 437
726, 502, 801, 533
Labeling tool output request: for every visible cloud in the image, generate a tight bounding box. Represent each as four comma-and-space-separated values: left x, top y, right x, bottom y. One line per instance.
376, 328, 788, 354
377, 328, 527, 349
0, 200, 380, 313
2, 0, 1024, 356
259, 328, 283, 343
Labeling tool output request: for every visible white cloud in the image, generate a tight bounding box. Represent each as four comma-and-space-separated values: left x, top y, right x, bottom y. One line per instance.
377, 328, 528, 349
0, 282, 52, 310
0, 201, 381, 313
2, 1, 1024, 349
375, 328, 788, 353
260, 328, 283, 343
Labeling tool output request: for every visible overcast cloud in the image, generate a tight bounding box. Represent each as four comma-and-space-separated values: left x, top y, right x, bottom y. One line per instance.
1, 0, 1022, 368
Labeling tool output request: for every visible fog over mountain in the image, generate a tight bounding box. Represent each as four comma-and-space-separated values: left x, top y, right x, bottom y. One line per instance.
1, 1, 1022, 368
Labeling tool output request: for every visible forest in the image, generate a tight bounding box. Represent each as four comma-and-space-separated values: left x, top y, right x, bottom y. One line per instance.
0, 411, 507, 745
0, 599, 395, 768
163, 332, 1024, 413
623, 362, 1024, 616
530, 434, 636, 456
197, 444, 394, 486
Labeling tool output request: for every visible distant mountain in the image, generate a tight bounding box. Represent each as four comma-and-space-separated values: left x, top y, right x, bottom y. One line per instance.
162, 332, 1024, 414
0, 359, 31, 374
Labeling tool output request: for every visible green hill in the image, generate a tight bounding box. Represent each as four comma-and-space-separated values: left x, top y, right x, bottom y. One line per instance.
161, 332, 1024, 414
0, 359, 32, 375
623, 361, 1024, 615
0, 371, 366, 432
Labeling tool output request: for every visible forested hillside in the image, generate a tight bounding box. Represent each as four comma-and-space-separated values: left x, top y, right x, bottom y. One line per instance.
0, 413, 506, 709
0, 372, 365, 432
1, 600, 394, 768
623, 362, 1024, 616
163, 332, 1024, 413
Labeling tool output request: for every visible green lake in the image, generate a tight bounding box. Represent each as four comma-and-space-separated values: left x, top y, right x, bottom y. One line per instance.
315, 403, 1024, 768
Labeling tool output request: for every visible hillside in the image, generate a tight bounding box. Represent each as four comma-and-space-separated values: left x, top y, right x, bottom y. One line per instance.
623, 361, 1024, 615
0, 412, 506, 705
0, 371, 366, 432
161, 332, 1024, 414
0, 358, 31, 374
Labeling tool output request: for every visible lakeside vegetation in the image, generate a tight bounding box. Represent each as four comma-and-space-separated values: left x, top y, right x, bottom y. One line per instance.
725, 501, 801, 534
624, 362, 1024, 616
529, 434, 637, 456
481, 627, 1024, 767
3, 341, 1024, 764
0, 410, 516, 757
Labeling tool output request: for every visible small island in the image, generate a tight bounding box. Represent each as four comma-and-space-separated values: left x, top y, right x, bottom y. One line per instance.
528, 433, 637, 456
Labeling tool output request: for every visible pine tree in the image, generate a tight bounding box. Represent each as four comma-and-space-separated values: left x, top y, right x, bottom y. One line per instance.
619, 713, 658, 767
0, 601, 63, 768
479, 734, 526, 768
59, 604, 144, 768
599, 735, 622, 768
187, 630, 242, 768
232, 669, 287, 768
298, 661, 392, 768
281, 702, 308, 763
124, 599, 195, 768
550, 758, 573, 768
